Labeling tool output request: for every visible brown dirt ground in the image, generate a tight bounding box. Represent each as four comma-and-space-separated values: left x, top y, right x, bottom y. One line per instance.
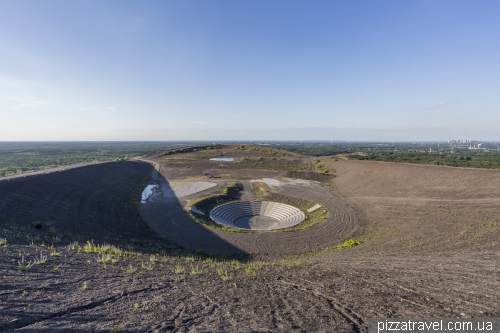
320, 159, 500, 254
0, 157, 499, 332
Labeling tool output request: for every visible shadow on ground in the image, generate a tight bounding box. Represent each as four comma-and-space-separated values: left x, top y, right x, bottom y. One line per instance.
139, 170, 248, 257
0, 161, 246, 258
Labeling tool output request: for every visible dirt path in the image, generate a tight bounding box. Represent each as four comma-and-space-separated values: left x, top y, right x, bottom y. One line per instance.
0, 161, 112, 182
238, 180, 257, 200
310, 156, 317, 172
135, 158, 159, 172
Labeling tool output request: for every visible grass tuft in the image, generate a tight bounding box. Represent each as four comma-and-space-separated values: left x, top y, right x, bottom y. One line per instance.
83, 240, 123, 255
336, 239, 361, 249
125, 265, 137, 274
141, 260, 154, 271
217, 267, 231, 281
81, 281, 89, 290
190, 265, 203, 275
34, 250, 47, 265
18, 255, 34, 272
97, 253, 112, 263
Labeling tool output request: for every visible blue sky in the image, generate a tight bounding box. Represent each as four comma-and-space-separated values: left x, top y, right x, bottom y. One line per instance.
1, 0, 499, 141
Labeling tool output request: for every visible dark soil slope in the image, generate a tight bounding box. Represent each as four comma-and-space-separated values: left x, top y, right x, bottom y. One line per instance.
0, 161, 162, 247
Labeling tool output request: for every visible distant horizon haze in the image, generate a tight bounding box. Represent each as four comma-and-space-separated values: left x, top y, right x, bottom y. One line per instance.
0, 126, 496, 142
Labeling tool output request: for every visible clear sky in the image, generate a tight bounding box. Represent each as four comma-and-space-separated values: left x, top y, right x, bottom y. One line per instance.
1, 1, 499, 141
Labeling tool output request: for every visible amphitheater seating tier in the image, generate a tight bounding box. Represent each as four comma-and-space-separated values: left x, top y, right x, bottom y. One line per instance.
209, 201, 305, 230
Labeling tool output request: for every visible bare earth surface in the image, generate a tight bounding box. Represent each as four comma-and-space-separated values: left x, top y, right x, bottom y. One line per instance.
324, 159, 500, 254
1, 156, 499, 332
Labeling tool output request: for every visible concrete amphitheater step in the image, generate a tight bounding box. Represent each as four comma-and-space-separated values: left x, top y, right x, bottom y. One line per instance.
210, 200, 305, 230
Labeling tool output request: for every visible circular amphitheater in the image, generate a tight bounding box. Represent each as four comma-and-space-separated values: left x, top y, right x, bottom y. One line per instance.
210, 201, 305, 230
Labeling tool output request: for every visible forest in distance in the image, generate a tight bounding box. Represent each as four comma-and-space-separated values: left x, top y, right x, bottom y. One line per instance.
269, 141, 500, 169
1, 140, 500, 177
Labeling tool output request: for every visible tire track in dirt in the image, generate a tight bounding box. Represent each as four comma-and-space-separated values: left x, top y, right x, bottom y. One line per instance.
0, 286, 161, 331
165, 293, 218, 332
310, 252, 500, 319
277, 276, 366, 333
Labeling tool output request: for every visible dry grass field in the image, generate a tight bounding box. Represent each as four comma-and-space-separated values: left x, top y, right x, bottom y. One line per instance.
0, 149, 498, 332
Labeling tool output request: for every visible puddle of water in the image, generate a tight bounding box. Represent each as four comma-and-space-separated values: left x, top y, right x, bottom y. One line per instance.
140, 184, 159, 203
209, 158, 234, 162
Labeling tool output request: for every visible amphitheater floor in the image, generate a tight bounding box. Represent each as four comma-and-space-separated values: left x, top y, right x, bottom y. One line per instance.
234, 215, 280, 230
